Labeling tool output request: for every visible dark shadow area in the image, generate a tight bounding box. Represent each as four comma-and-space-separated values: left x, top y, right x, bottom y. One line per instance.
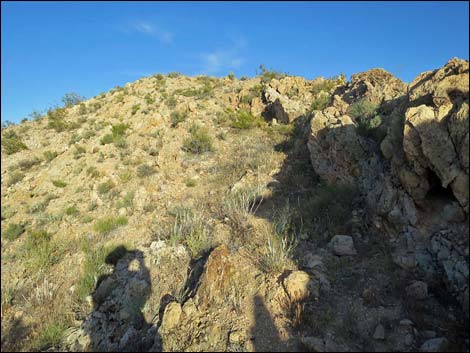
250, 295, 292, 352
1, 317, 30, 351
83, 247, 161, 352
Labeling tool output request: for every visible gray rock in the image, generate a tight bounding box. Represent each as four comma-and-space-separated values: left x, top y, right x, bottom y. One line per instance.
373, 324, 385, 340
328, 235, 357, 256
406, 281, 428, 300
420, 337, 449, 352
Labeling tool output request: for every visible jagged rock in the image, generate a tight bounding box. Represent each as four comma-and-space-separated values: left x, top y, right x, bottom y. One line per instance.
405, 281, 428, 300
419, 337, 449, 352
195, 245, 234, 308
328, 235, 357, 256
341, 68, 407, 106
262, 98, 290, 124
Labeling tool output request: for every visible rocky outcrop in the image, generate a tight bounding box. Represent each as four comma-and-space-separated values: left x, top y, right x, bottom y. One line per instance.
307, 58, 469, 313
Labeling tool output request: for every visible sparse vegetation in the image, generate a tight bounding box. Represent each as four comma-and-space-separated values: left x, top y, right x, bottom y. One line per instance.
43, 150, 59, 162
1, 130, 28, 154
52, 179, 67, 188
136, 164, 156, 178
97, 180, 115, 195
182, 124, 214, 154
93, 216, 128, 235
170, 111, 187, 127
22, 229, 60, 271
222, 186, 263, 234
231, 110, 265, 129
7, 171, 25, 186
3, 223, 26, 241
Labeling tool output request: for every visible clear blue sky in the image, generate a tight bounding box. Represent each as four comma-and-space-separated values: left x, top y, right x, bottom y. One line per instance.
2, 1, 469, 123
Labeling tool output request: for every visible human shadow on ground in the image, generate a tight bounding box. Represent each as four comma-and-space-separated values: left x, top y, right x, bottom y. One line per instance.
83, 246, 161, 352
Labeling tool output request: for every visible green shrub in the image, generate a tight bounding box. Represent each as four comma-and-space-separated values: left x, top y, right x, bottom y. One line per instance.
34, 321, 67, 351
168, 72, 181, 78
86, 166, 100, 178
131, 104, 140, 115
166, 96, 177, 108
1, 131, 28, 155
231, 110, 264, 129
94, 216, 128, 235
7, 171, 25, 186
118, 169, 133, 182
170, 111, 187, 127
22, 229, 59, 271
65, 205, 79, 216
100, 133, 114, 145
17, 157, 42, 170
78, 103, 87, 115
227, 72, 235, 80
97, 180, 115, 195
347, 99, 384, 141
43, 150, 58, 162
47, 107, 68, 132
62, 92, 85, 107
182, 125, 214, 154
76, 242, 109, 300
52, 180, 67, 188
309, 183, 357, 236
185, 178, 196, 187
258, 64, 287, 84
3, 223, 25, 241
116, 191, 134, 209
310, 94, 330, 111
136, 164, 156, 178
73, 145, 86, 159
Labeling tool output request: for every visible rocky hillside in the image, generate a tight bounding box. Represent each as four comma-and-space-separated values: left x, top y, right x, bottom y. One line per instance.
1, 60, 468, 352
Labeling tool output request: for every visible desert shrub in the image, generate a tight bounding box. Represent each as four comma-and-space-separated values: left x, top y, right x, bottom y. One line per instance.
258, 205, 297, 273
78, 103, 87, 115
182, 125, 214, 154
166, 96, 177, 108
131, 104, 140, 115
1, 131, 28, 154
170, 111, 187, 127
167, 72, 181, 78
73, 145, 86, 159
136, 164, 156, 178
51, 179, 66, 188
7, 171, 25, 186
75, 242, 109, 300
62, 92, 85, 107
65, 205, 79, 216
310, 75, 346, 95
3, 223, 26, 241
118, 169, 133, 182
100, 123, 128, 145
258, 64, 287, 83
100, 134, 114, 145
94, 216, 128, 235
185, 178, 196, 187
86, 166, 100, 179
17, 157, 42, 170
227, 72, 235, 80
33, 321, 68, 351
222, 186, 263, 234
116, 191, 134, 209
22, 229, 59, 271
112, 124, 128, 136
144, 93, 155, 105
43, 150, 58, 162
47, 107, 67, 132
231, 110, 264, 129
162, 207, 211, 258
310, 94, 330, 111
309, 183, 357, 236
97, 180, 115, 195
348, 99, 384, 141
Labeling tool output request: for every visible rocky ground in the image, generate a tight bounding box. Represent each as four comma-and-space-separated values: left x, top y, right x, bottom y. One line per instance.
1, 60, 468, 352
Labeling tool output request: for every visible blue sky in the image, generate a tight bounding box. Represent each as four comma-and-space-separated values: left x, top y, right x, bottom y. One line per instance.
1, 1, 469, 123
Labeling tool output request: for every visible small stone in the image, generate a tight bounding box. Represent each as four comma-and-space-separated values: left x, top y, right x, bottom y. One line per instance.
406, 281, 428, 300
229, 331, 245, 344
420, 337, 448, 352
328, 235, 357, 256
373, 324, 385, 340
283, 270, 319, 300
161, 302, 182, 331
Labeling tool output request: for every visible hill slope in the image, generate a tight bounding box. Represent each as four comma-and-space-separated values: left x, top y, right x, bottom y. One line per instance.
1, 61, 468, 352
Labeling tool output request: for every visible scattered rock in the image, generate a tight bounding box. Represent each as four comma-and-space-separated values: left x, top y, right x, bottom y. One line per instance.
328, 235, 357, 256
